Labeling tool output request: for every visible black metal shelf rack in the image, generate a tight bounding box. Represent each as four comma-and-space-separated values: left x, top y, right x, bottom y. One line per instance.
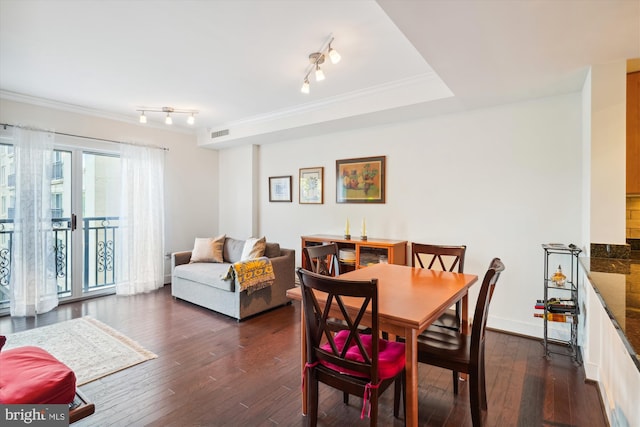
541, 243, 582, 365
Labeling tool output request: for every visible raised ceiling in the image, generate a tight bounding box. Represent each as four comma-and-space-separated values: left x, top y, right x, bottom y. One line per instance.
1, 0, 638, 148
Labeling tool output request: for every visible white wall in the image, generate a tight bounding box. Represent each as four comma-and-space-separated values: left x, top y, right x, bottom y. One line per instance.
220, 92, 584, 337
218, 144, 259, 238
0, 99, 219, 282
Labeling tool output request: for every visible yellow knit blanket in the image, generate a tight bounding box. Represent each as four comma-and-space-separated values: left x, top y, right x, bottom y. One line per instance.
222, 257, 275, 294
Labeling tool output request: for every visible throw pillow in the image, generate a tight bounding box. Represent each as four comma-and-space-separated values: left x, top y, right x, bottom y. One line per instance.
240, 236, 266, 261
190, 234, 226, 263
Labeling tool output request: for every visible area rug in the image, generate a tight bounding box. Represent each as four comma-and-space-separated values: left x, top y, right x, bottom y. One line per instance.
3, 316, 157, 385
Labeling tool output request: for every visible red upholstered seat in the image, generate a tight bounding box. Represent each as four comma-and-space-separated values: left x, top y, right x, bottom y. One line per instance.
0, 345, 76, 404
320, 330, 405, 380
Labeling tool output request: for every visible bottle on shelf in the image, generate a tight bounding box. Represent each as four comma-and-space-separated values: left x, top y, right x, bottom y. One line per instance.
550, 265, 566, 287
546, 297, 576, 313
534, 312, 574, 322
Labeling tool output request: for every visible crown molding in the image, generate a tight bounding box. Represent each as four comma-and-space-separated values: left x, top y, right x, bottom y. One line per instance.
0, 90, 195, 135
225, 71, 449, 128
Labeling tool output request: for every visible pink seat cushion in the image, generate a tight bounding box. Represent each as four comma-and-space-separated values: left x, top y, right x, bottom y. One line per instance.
319, 330, 405, 380
0, 346, 76, 404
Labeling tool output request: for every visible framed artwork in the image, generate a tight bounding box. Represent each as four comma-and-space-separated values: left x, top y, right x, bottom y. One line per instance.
336, 156, 385, 203
269, 176, 292, 202
299, 167, 324, 204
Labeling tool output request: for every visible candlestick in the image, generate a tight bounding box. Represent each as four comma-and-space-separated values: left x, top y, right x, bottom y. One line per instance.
344, 218, 351, 239
361, 218, 367, 240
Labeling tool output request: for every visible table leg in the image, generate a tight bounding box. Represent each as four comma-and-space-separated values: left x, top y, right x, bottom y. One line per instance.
405, 327, 418, 427
300, 306, 307, 415
460, 292, 469, 381
461, 292, 469, 335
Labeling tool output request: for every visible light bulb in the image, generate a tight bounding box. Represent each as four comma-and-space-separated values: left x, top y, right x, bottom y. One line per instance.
139, 112, 147, 124
187, 114, 195, 125
165, 113, 173, 125
328, 46, 341, 64
301, 79, 310, 94
315, 65, 325, 81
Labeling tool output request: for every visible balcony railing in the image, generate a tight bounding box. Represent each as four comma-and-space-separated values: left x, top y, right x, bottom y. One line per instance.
0, 216, 119, 307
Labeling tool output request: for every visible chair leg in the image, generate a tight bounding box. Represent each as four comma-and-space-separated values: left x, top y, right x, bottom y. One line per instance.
394, 377, 401, 417
403, 373, 407, 426
453, 300, 462, 395
308, 376, 319, 427
393, 371, 405, 418
453, 370, 459, 394
369, 390, 379, 427
469, 370, 483, 427
343, 391, 349, 405
480, 350, 487, 410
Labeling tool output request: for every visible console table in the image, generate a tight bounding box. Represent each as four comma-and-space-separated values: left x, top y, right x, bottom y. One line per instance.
301, 234, 407, 273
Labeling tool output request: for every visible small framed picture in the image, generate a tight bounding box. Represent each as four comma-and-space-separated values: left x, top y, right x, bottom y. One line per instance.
299, 167, 324, 204
269, 176, 292, 202
336, 156, 385, 203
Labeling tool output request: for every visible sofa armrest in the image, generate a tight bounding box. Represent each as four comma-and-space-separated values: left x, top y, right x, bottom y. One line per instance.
171, 251, 192, 272
269, 248, 295, 291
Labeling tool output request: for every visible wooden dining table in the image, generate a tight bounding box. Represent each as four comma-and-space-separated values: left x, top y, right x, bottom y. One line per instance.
286, 262, 478, 427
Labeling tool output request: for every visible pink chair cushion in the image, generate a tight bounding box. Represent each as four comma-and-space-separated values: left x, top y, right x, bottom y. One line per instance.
0, 346, 76, 404
319, 330, 405, 380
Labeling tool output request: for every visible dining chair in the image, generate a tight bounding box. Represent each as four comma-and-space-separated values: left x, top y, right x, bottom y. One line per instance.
412, 243, 467, 392
303, 243, 341, 276
395, 257, 505, 427
412, 243, 467, 330
296, 267, 406, 426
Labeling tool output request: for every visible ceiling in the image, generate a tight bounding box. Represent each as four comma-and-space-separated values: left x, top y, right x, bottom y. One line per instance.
1, 0, 638, 148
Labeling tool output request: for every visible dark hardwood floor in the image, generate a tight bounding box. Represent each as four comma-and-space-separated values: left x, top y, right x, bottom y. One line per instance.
0, 285, 608, 426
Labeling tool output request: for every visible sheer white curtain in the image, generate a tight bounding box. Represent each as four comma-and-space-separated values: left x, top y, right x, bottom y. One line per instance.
9, 127, 58, 316
116, 143, 165, 295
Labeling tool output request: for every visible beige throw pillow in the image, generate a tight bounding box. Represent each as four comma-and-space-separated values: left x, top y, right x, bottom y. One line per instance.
190, 234, 226, 263
240, 236, 266, 261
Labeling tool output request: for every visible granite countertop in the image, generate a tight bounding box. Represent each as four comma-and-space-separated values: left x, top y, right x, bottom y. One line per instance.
580, 252, 640, 369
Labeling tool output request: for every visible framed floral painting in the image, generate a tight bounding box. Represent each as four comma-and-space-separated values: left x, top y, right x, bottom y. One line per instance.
299, 167, 323, 204
336, 156, 385, 203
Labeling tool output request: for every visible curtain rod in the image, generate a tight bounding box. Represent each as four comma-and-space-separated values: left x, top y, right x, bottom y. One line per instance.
1, 123, 169, 151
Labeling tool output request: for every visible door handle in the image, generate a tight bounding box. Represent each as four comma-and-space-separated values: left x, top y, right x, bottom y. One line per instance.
71, 213, 77, 231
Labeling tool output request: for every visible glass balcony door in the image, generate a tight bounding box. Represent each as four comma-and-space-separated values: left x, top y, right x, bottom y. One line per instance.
79, 152, 120, 295
36, 149, 121, 301
0, 142, 120, 312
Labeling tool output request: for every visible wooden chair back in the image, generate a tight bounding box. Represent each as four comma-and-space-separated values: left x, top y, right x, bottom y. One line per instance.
303, 243, 340, 276
297, 267, 380, 381
412, 243, 466, 272
296, 267, 406, 425
470, 257, 505, 361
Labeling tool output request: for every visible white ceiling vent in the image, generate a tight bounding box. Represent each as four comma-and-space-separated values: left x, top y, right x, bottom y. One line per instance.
210, 129, 230, 139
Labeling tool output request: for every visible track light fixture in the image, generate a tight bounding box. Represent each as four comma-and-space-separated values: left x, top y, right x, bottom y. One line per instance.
301, 34, 340, 94
136, 107, 199, 125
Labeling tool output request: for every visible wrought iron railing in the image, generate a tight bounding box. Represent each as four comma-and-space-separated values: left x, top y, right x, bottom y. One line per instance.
0, 216, 119, 308
83, 216, 118, 290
